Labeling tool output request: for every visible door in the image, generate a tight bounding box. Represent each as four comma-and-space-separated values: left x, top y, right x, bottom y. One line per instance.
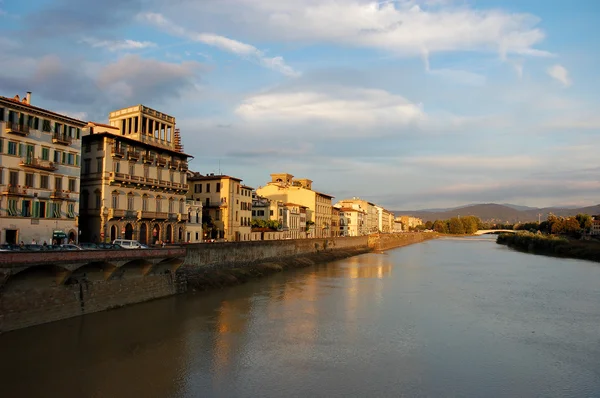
125, 223, 133, 240
110, 225, 117, 242
140, 223, 147, 244
5, 229, 17, 245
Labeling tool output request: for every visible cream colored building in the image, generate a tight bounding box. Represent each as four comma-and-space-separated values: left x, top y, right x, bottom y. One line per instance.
397, 215, 423, 231
335, 198, 379, 234
283, 202, 308, 239
0, 92, 87, 244
78, 105, 190, 244
339, 207, 366, 236
185, 199, 203, 243
375, 206, 395, 233
187, 173, 253, 241
256, 173, 334, 238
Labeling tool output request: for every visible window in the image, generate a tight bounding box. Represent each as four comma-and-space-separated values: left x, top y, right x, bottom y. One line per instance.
76, 128, 81, 139
75, 155, 80, 166
83, 159, 91, 174
142, 195, 148, 211
169, 198, 174, 213
68, 178, 76, 192
40, 175, 49, 189
113, 160, 120, 172
95, 192, 101, 208
67, 203, 75, 218
127, 194, 134, 210
129, 163, 134, 176
0, 107, 4, 121
237, 185, 240, 194
216, 182, 221, 192
42, 119, 51, 132
54, 177, 62, 191
25, 173, 34, 187
21, 200, 31, 217
270, 210, 274, 216
144, 165, 149, 179
39, 201, 47, 218
54, 150, 61, 163
8, 141, 17, 155
252, 210, 256, 216
26, 145, 34, 160
215, 209, 220, 221
7, 199, 18, 216
179, 200, 184, 214
97, 158, 103, 173
67, 153, 74, 165
206, 183, 210, 193
0, 139, 3, 154
157, 168, 162, 181
9, 171, 18, 186
112, 193, 119, 209
156, 197, 162, 212
235, 211, 238, 222
41, 147, 50, 161
194, 183, 202, 193
170, 171, 174, 182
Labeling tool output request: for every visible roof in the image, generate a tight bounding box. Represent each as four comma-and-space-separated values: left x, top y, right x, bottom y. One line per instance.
339, 207, 365, 213
188, 174, 242, 182
241, 184, 255, 190
83, 131, 193, 158
87, 121, 116, 129
0, 96, 87, 126
314, 190, 335, 199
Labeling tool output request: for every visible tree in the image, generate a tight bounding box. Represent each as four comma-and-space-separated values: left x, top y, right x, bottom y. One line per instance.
433, 220, 448, 233
425, 221, 433, 229
460, 215, 479, 234
448, 217, 465, 234
575, 213, 592, 232
563, 217, 581, 235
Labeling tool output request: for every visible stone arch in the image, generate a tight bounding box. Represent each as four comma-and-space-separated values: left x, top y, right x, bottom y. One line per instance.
152, 223, 160, 244
166, 224, 172, 243
139, 223, 148, 244
125, 223, 134, 240
110, 225, 117, 242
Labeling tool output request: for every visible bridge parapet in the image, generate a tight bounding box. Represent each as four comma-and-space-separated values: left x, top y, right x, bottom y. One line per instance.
473, 229, 515, 235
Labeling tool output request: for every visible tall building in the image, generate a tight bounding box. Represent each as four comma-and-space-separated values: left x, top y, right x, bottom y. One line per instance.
375, 205, 395, 233
256, 173, 334, 238
78, 105, 191, 244
335, 198, 379, 234
0, 92, 86, 244
187, 173, 253, 241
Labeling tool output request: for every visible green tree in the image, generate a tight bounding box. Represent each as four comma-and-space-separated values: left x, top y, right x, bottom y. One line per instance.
448, 217, 465, 234
432, 220, 448, 233
460, 215, 479, 234
425, 221, 433, 229
575, 213, 592, 232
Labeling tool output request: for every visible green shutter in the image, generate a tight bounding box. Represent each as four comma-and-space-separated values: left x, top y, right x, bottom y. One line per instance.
62, 152, 66, 164
76, 155, 80, 166
33, 201, 40, 218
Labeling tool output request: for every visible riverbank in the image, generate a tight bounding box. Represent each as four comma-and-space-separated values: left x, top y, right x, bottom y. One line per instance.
497, 232, 600, 262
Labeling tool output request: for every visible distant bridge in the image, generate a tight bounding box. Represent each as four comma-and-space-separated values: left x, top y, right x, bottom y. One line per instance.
473, 229, 516, 235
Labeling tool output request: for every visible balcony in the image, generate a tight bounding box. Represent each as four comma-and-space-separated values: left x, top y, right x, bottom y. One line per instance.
137, 210, 168, 220
155, 212, 168, 220
109, 209, 125, 219
168, 213, 178, 221
180, 161, 188, 171
50, 190, 70, 199
178, 213, 188, 222
4, 121, 30, 136
204, 200, 228, 208
52, 133, 72, 145
156, 155, 167, 167
142, 154, 155, 164
1, 185, 30, 196
127, 149, 140, 160
111, 146, 125, 157
20, 157, 58, 171
169, 159, 178, 170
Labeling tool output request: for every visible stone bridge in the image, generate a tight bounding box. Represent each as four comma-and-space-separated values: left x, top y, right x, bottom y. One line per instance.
0, 248, 186, 288
473, 229, 516, 235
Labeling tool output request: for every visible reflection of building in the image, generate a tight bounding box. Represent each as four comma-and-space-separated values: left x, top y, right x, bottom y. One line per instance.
335, 197, 379, 234
79, 105, 191, 244
187, 173, 253, 241
0, 92, 87, 244
256, 173, 334, 238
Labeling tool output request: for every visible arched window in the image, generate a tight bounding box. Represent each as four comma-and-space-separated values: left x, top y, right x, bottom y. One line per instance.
142, 194, 148, 211
127, 192, 134, 210
111, 190, 119, 208
168, 197, 174, 213
156, 196, 162, 212
179, 199, 184, 214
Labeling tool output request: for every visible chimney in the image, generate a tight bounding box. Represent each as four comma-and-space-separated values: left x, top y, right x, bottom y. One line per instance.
25, 92, 31, 105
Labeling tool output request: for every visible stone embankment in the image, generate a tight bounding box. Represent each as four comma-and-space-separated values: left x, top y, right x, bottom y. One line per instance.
0, 233, 434, 332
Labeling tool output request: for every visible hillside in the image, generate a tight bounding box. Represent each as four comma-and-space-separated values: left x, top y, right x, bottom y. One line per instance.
393, 203, 600, 224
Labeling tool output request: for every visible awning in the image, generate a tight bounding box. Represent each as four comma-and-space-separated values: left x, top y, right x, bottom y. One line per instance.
53, 231, 67, 239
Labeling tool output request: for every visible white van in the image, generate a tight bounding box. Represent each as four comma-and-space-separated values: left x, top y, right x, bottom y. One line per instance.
113, 239, 143, 249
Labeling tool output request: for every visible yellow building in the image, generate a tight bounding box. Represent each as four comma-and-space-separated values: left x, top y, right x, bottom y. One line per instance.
79, 105, 191, 244
335, 198, 379, 234
331, 206, 341, 237
0, 92, 87, 244
397, 215, 423, 231
187, 173, 253, 241
338, 207, 366, 236
256, 173, 334, 238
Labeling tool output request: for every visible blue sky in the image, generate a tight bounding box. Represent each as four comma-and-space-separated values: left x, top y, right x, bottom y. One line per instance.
1, 0, 599, 210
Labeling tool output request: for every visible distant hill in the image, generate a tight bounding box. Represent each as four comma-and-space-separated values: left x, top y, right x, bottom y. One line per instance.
393, 203, 600, 223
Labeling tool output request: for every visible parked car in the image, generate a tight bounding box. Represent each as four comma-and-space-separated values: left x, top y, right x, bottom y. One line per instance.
60, 244, 83, 251
97, 243, 123, 250
0, 244, 23, 251
139, 243, 150, 249
112, 239, 143, 249
79, 242, 100, 250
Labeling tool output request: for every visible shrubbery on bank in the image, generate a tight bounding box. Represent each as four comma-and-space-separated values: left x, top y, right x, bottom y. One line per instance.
497, 231, 600, 262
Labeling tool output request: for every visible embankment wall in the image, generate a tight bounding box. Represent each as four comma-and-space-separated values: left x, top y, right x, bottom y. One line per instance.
0, 234, 431, 332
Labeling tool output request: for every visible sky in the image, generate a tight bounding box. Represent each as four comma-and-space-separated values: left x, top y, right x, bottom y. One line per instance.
1, 0, 599, 210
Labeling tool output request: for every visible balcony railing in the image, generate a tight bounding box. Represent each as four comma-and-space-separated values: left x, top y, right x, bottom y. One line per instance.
156, 155, 167, 166
50, 190, 69, 199
127, 149, 140, 160
142, 154, 155, 164
4, 121, 30, 136
168, 213, 178, 221
137, 210, 168, 220
1, 185, 30, 196
169, 160, 178, 170
109, 209, 125, 219
111, 146, 125, 157
155, 212, 168, 220
52, 133, 72, 145
20, 157, 58, 171
180, 161, 188, 171
178, 213, 188, 222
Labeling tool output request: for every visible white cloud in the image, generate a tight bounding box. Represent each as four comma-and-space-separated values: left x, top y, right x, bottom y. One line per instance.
235, 85, 424, 126
140, 12, 300, 77
164, 1, 551, 61
80, 37, 156, 51
547, 64, 571, 87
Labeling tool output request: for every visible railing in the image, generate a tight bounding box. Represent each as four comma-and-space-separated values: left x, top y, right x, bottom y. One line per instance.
178, 213, 188, 222
180, 161, 188, 171
155, 212, 168, 219
4, 121, 30, 136
124, 210, 137, 219
50, 190, 69, 199
156, 155, 167, 166
168, 213, 178, 221
142, 154, 155, 164
1, 185, 29, 196
52, 133, 72, 145
169, 160, 178, 169
20, 157, 58, 171
127, 149, 140, 160
137, 210, 156, 219
111, 146, 125, 157
109, 209, 125, 219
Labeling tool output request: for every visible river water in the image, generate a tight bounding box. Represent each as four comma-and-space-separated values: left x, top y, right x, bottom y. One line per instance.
1, 236, 599, 398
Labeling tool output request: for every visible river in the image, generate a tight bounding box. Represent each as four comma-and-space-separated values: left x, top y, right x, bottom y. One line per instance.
1, 236, 599, 397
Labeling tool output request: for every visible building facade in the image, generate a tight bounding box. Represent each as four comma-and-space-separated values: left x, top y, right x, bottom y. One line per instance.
185, 199, 203, 243
335, 198, 379, 234
339, 207, 366, 236
187, 173, 253, 241
0, 92, 86, 244
78, 105, 190, 245
256, 173, 334, 238
397, 215, 423, 231
375, 205, 395, 233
